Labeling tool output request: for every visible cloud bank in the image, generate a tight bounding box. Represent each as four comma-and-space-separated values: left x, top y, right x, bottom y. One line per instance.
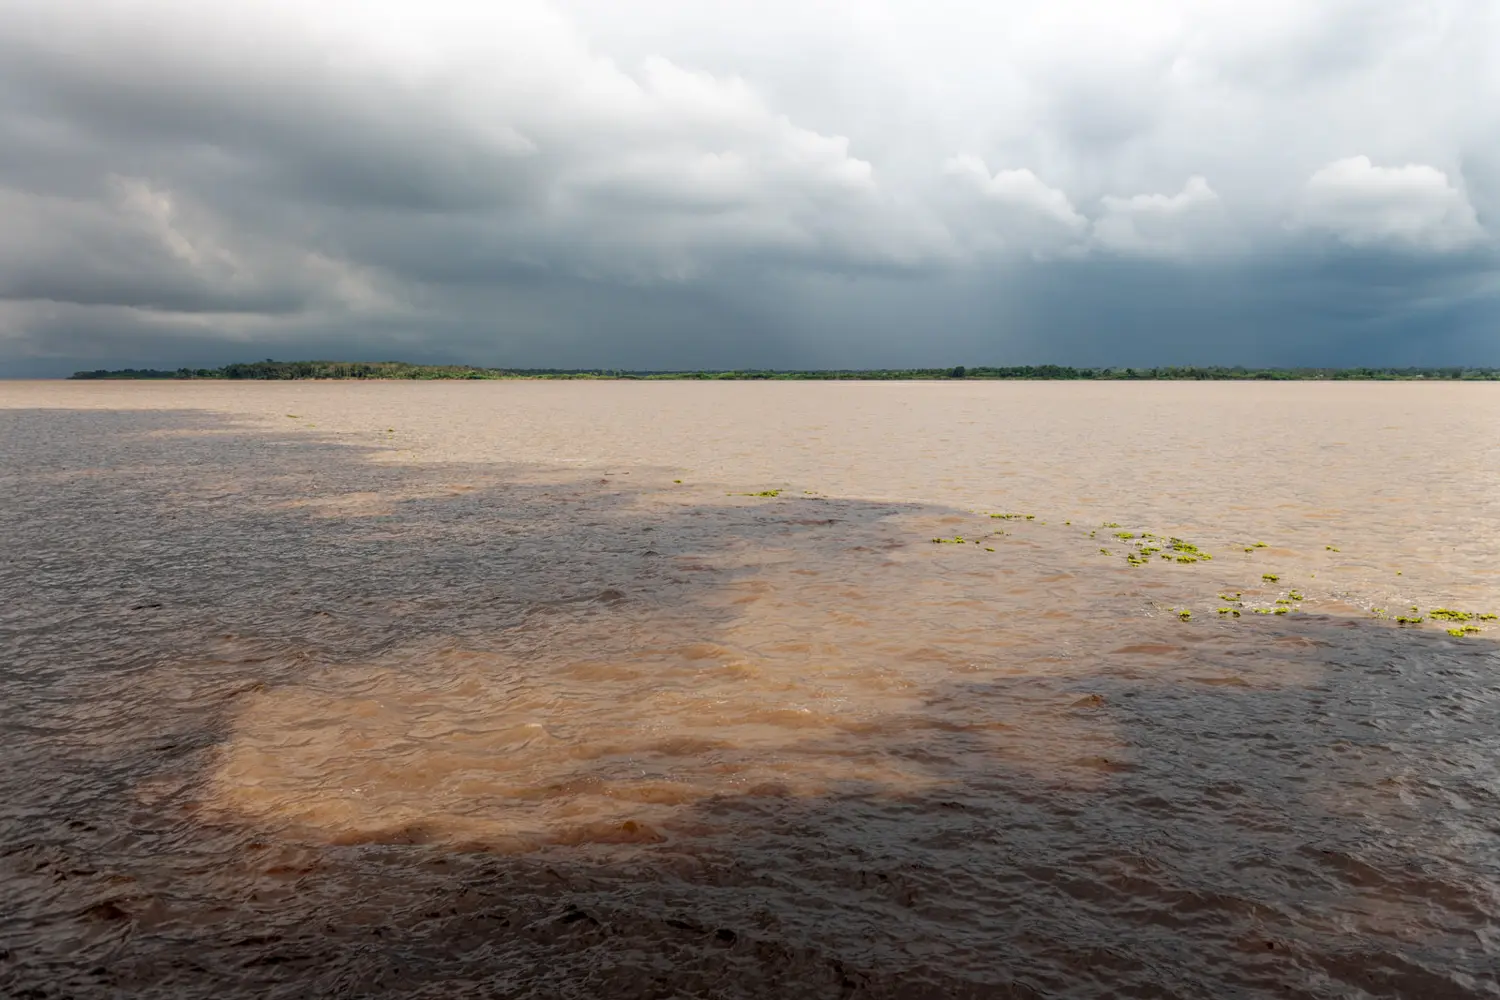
0, 0, 1497, 373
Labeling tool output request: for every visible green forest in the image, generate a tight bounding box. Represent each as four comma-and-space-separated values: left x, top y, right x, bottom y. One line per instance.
69, 360, 1500, 381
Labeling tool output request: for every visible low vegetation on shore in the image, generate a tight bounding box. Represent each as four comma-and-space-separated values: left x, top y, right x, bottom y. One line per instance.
68, 361, 1500, 381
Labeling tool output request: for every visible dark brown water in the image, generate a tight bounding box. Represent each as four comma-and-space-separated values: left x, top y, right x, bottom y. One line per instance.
2, 383, 1498, 998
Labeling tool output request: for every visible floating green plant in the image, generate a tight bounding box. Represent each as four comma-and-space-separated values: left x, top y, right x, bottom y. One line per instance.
1429, 608, 1473, 621
729, 489, 782, 497
1252, 542, 1268, 549
1446, 626, 1481, 637
1099, 548, 1112, 556
1218, 592, 1242, 601
1325, 545, 1340, 552
1262, 573, 1279, 583
1177, 609, 1192, 621
1254, 608, 1274, 614
1273, 607, 1289, 615
984, 546, 995, 552
1114, 531, 1135, 540
1102, 522, 1121, 528
1168, 539, 1212, 560
1174, 555, 1199, 564
1482, 614, 1499, 621
1275, 599, 1293, 605
1396, 616, 1424, 625
932, 536, 966, 544
1288, 591, 1304, 601
1217, 607, 1238, 616
673, 479, 682, 483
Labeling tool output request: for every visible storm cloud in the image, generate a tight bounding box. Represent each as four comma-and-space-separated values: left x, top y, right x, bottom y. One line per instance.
1, 0, 1497, 374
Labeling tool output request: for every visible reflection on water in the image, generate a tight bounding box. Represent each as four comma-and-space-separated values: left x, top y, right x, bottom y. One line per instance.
1, 386, 1498, 999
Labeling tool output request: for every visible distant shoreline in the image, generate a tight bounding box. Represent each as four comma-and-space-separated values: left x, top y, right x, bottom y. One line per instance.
67, 361, 1500, 382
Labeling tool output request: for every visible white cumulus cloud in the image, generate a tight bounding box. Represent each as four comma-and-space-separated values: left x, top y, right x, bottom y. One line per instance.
1297, 156, 1486, 251
941, 155, 1087, 258
1092, 176, 1230, 257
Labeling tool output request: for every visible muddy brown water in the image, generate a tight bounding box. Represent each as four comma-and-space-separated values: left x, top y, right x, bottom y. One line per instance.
1, 381, 1498, 999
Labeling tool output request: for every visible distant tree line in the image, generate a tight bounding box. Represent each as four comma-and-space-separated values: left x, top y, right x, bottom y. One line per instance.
69, 360, 1500, 381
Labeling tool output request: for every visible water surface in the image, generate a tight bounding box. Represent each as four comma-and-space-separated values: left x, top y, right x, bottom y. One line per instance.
2, 381, 1498, 998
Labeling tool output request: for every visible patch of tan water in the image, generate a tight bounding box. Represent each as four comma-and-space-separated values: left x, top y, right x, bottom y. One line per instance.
1, 383, 1498, 998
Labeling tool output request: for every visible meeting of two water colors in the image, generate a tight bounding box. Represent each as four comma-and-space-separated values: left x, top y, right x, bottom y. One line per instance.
2, 380, 1497, 999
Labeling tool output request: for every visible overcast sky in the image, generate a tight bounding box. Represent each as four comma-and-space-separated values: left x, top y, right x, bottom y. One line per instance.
2, 0, 1497, 374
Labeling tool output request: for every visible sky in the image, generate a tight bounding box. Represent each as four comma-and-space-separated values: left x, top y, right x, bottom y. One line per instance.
1, 0, 1498, 375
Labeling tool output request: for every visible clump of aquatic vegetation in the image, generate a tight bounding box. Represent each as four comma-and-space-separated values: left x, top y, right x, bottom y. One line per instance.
1091, 528, 1215, 569
1428, 608, 1492, 622
1409, 608, 1498, 638
730, 489, 782, 498
1162, 538, 1212, 564
991, 512, 1034, 520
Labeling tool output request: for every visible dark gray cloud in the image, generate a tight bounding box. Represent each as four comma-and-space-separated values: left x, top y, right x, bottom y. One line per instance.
1, 0, 1497, 375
